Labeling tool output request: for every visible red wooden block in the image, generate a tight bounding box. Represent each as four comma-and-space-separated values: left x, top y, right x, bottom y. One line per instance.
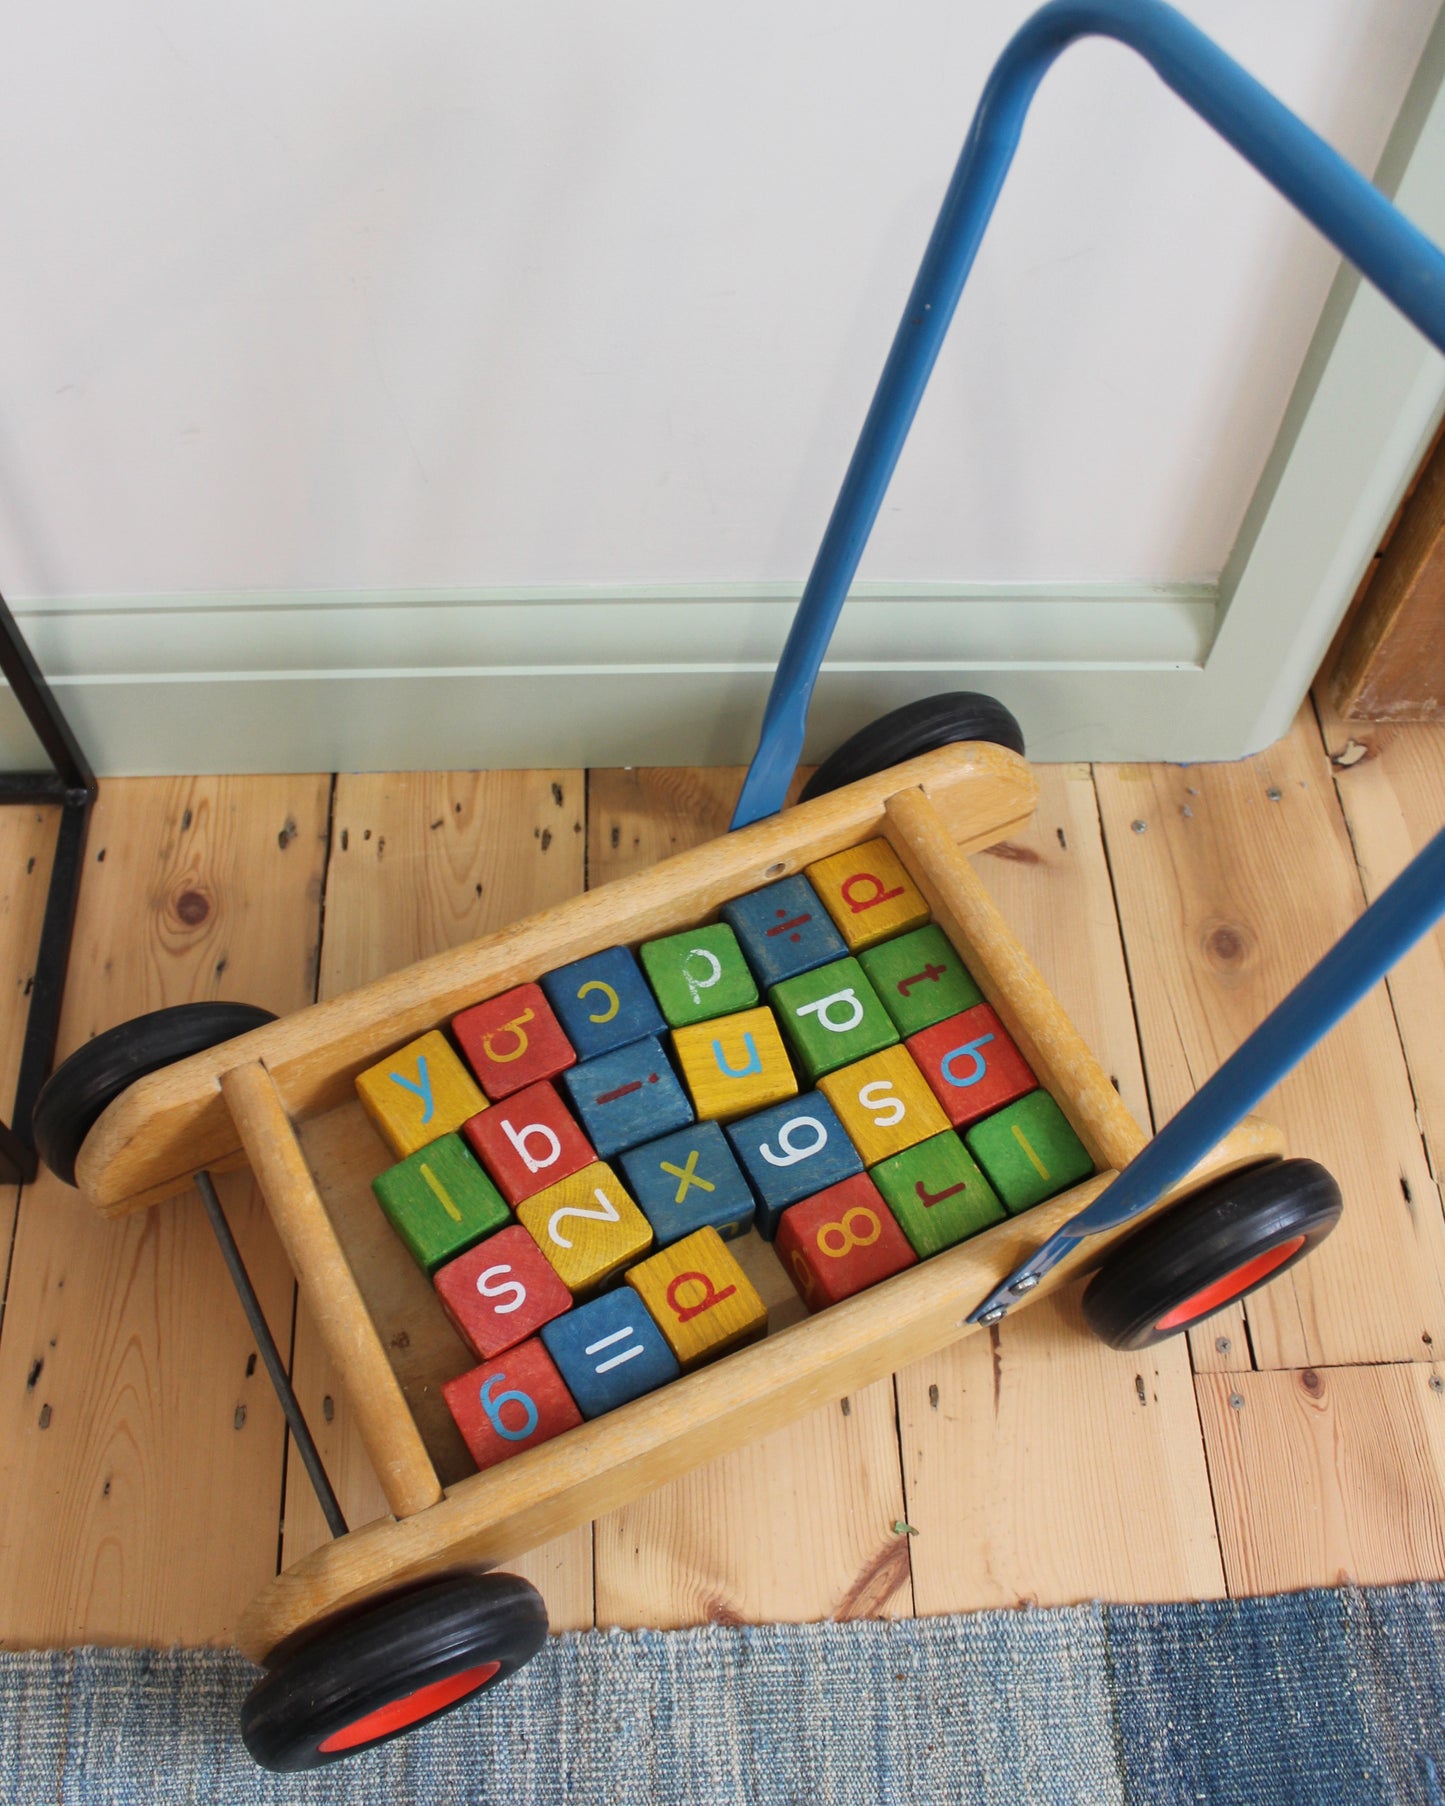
775, 1173, 916, 1313
434, 1225, 574, 1361
462, 1079, 595, 1204
453, 983, 577, 1100
441, 1336, 583, 1473
906, 1004, 1037, 1128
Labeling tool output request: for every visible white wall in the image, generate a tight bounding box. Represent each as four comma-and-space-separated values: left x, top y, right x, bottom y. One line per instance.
0, 1, 1440, 770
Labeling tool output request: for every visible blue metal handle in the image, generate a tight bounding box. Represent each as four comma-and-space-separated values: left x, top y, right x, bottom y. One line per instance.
733, 0, 1445, 830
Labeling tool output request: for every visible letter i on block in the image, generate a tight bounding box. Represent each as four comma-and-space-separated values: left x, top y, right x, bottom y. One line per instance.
541, 1288, 681, 1418
516, 1162, 654, 1296
434, 1224, 574, 1361
453, 982, 577, 1100
775, 1173, 917, 1312
356, 1029, 489, 1158
372, 1132, 511, 1275
805, 839, 930, 951
442, 1338, 583, 1473
463, 1079, 595, 1204
627, 1227, 767, 1371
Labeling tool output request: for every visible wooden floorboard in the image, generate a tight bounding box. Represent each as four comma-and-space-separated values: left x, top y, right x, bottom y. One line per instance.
1095, 710, 1445, 1370
281, 770, 595, 1632
8, 723, 1445, 1643
0, 777, 329, 1645
898, 763, 1225, 1613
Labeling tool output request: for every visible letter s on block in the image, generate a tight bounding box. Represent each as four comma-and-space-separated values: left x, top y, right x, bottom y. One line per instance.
856, 1079, 905, 1128
476, 1263, 527, 1315
759, 1115, 827, 1167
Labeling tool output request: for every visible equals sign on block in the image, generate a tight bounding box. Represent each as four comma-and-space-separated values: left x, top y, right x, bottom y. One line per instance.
542, 1288, 681, 1418
585, 1324, 645, 1373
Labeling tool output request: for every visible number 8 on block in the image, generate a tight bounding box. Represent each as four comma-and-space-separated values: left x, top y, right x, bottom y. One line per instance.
774, 1173, 917, 1312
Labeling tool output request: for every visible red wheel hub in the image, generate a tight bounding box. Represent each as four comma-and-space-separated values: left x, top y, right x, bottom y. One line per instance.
318, 1660, 502, 1754
1154, 1235, 1306, 1333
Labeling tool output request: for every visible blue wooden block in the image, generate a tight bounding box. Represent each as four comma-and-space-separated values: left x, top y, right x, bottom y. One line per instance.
560, 1035, 694, 1159
540, 946, 667, 1062
618, 1120, 757, 1246
725, 1091, 864, 1239
722, 875, 848, 988
540, 1286, 681, 1418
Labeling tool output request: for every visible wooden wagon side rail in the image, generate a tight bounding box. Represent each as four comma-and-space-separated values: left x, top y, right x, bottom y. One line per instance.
77, 743, 1036, 1216
234, 1113, 1282, 1663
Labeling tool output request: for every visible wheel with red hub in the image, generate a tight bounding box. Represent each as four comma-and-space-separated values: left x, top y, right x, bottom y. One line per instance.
240, 1571, 548, 1772
1080, 1158, 1342, 1351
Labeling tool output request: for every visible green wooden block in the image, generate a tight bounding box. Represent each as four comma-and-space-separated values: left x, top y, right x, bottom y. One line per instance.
639, 923, 759, 1027
768, 956, 898, 1080
964, 1092, 1094, 1214
372, 1132, 512, 1274
869, 1130, 1005, 1257
859, 924, 983, 1036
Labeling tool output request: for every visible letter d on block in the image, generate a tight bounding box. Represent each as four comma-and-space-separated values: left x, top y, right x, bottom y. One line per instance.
796, 989, 864, 1035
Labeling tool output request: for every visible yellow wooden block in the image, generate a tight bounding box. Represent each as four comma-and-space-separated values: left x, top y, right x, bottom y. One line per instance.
805, 838, 930, 950
517, 1161, 654, 1297
355, 1028, 488, 1158
626, 1226, 768, 1371
671, 1006, 798, 1122
817, 1044, 950, 1165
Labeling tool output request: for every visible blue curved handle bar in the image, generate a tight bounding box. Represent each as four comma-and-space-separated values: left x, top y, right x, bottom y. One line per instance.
721, 0, 1445, 1319
733, 0, 1445, 830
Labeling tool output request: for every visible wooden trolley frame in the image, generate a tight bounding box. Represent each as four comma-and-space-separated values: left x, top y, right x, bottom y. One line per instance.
72, 743, 1279, 1665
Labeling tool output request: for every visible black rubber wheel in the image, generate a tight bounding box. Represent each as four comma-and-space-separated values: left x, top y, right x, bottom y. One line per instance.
241, 1571, 548, 1772
33, 1001, 276, 1186
797, 692, 1025, 804
1081, 1157, 1343, 1351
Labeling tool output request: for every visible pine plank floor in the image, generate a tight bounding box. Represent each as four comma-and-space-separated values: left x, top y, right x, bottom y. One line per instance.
3, 699, 1445, 1648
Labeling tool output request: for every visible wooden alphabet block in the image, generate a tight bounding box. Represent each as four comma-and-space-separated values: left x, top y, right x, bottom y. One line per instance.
858, 923, 984, 1036
433, 1224, 574, 1361
964, 1091, 1095, 1214
627, 1227, 768, 1371
540, 945, 666, 1061
441, 1337, 583, 1473
560, 1036, 694, 1159
356, 1028, 489, 1159
768, 955, 898, 1081
868, 1129, 1005, 1258
775, 1173, 917, 1313
724, 1091, 864, 1239
805, 838, 930, 951
817, 1045, 950, 1165
671, 1005, 798, 1122
906, 1003, 1037, 1128
462, 1078, 595, 1205
431, 1220, 574, 1358
639, 923, 759, 1027
371, 1132, 511, 1275
617, 1120, 757, 1245
721, 875, 848, 988
452, 982, 576, 1100
540, 1287, 681, 1418
516, 1161, 654, 1296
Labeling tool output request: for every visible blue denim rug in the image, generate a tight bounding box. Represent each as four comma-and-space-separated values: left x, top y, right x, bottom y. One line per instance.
3, 1585, 1444, 1805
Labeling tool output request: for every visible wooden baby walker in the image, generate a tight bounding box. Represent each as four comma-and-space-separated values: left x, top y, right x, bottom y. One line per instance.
34, 0, 1445, 1772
